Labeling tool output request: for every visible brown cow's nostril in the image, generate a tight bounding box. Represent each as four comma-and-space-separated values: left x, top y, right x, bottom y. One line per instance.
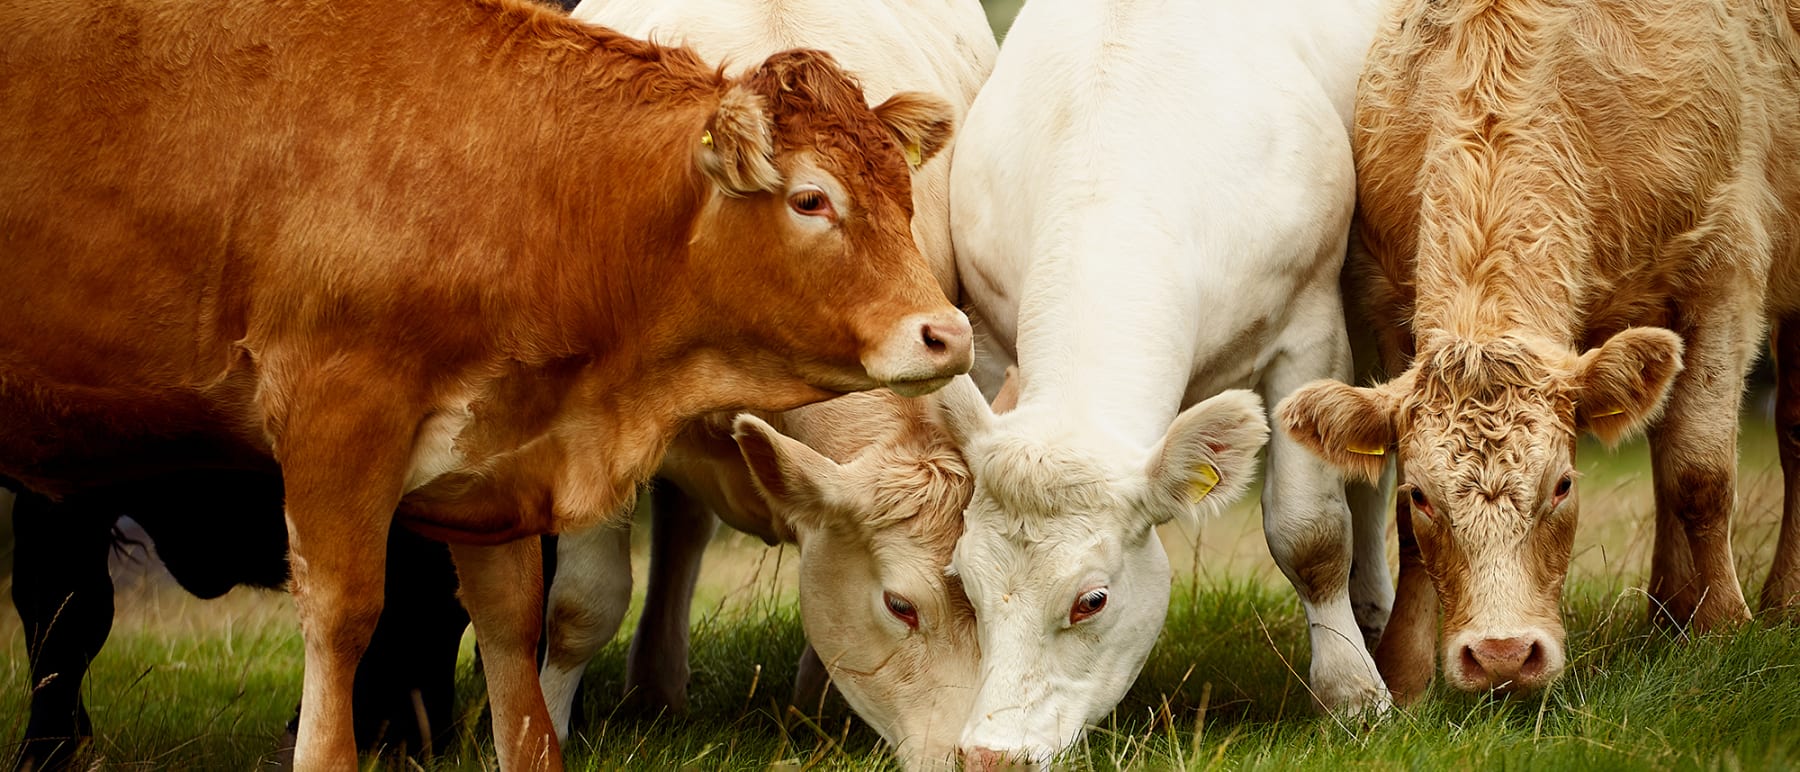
922, 323, 947, 352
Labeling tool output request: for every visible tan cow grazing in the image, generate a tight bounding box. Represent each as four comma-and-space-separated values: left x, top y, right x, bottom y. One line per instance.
539, 387, 987, 769
1280, 0, 1800, 701
0, 0, 970, 767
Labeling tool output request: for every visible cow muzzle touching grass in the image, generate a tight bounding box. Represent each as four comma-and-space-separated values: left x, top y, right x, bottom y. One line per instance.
1280, 329, 1685, 698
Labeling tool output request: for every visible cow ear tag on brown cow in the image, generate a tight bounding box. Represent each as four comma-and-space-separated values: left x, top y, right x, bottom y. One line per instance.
1591, 407, 1625, 418
1188, 463, 1220, 503
700, 131, 714, 148
1346, 444, 1385, 456
904, 140, 923, 169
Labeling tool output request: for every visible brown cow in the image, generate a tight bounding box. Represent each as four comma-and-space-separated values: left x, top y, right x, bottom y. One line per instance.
0, 0, 969, 767
1280, 0, 1800, 701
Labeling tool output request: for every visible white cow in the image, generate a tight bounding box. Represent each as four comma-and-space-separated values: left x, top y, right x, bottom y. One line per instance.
545, 4, 996, 766
940, 0, 1388, 765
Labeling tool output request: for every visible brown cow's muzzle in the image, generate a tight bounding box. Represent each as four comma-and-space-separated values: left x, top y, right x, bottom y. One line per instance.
862, 308, 973, 396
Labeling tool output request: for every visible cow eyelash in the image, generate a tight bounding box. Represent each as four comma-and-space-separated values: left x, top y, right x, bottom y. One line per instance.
788, 188, 835, 219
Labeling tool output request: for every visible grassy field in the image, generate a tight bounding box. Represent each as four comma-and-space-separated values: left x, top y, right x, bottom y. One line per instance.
1, 396, 1797, 770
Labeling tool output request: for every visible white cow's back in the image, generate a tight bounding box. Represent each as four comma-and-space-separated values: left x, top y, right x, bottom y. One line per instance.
572, 0, 996, 297
954, 0, 1382, 435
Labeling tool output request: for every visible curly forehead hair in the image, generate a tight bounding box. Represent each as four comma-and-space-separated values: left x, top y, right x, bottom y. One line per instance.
1404, 335, 1575, 525
740, 49, 911, 200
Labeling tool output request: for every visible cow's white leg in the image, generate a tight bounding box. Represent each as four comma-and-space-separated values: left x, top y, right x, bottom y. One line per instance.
541, 523, 634, 742
625, 481, 716, 711
452, 538, 561, 771
1260, 293, 1388, 715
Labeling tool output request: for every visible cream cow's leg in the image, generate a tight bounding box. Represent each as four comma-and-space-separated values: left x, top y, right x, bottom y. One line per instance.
625, 481, 716, 711
541, 522, 634, 740
1761, 317, 1800, 616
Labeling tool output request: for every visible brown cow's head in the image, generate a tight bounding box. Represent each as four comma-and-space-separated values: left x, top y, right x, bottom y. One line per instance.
687, 50, 968, 400
1278, 327, 1683, 694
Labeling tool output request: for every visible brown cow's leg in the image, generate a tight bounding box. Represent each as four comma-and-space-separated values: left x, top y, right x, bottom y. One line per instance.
452, 538, 562, 772
625, 480, 716, 712
1646, 319, 1753, 633
1372, 489, 1437, 704
1761, 318, 1800, 617
277, 365, 422, 771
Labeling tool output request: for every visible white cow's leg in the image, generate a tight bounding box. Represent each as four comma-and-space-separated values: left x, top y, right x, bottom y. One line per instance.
540, 523, 633, 743
625, 481, 716, 711
1261, 299, 1388, 714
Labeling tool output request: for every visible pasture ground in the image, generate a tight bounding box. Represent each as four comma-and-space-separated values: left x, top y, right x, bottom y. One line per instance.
2, 400, 1798, 770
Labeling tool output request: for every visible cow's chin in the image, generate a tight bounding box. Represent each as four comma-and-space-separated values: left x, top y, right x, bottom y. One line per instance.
882, 375, 953, 397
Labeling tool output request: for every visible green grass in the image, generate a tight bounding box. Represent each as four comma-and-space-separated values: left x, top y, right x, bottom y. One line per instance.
3, 410, 1797, 769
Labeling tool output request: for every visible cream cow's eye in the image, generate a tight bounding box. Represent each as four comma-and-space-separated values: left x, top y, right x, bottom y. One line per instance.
884, 591, 919, 629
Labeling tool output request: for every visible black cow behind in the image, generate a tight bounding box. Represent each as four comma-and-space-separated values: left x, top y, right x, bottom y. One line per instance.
6, 470, 470, 770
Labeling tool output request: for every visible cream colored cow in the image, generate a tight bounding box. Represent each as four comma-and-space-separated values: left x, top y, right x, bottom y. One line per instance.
542, 386, 988, 769
1281, 0, 1800, 700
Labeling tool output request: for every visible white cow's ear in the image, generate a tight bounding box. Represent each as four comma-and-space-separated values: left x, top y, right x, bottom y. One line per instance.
872, 91, 955, 169
933, 374, 996, 447
733, 414, 844, 529
1141, 390, 1269, 523
696, 83, 782, 196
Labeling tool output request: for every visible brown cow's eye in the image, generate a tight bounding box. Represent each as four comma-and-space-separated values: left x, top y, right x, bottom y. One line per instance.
789, 190, 833, 218
1070, 588, 1108, 624
884, 591, 919, 629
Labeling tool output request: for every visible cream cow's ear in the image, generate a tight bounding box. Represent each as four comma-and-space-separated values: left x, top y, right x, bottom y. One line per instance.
733, 414, 845, 533
1141, 390, 1270, 523
1573, 327, 1684, 445
1276, 377, 1401, 483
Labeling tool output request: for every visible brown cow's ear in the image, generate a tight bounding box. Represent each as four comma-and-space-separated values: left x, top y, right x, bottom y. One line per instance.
1142, 390, 1270, 523
696, 84, 782, 196
1276, 379, 1399, 482
1574, 327, 1684, 445
873, 91, 954, 169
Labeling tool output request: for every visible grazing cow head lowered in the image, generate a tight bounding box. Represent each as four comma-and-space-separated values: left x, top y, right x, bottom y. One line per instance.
1279, 328, 1683, 693
686, 50, 969, 398
733, 386, 978, 770
934, 376, 1269, 764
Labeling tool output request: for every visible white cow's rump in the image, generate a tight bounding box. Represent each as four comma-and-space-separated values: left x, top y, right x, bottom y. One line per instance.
945, 0, 1386, 764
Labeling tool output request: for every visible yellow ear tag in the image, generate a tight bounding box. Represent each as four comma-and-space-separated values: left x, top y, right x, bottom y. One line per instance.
1188, 463, 1220, 503
1346, 445, 1386, 456
700, 131, 714, 148
1592, 407, 1625, 418
904, 141, 922, 169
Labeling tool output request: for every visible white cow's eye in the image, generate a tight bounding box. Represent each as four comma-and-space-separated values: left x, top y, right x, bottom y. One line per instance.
1070, 587, 1108, 624
884, 591, 919, 629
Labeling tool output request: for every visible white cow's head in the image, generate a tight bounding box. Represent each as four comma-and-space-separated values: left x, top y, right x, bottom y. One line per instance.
936, 376, 1268, 767
733, 393, 978, 771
